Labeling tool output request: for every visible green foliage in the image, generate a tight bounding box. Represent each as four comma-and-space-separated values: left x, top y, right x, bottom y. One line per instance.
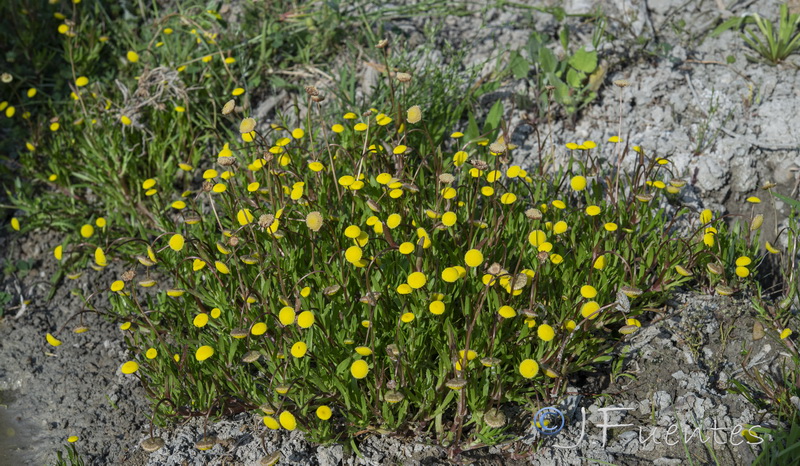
712, 4, 800, 65
752, 417, 800, 465
2, 0, 783, 458
730, 191, 800, 427
53, 443, 85, 466
45, 75, 760, 452
508, 16, 606, 118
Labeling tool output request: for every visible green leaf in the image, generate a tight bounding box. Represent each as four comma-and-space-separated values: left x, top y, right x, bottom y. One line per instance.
711, 16, 748, 37
566, 68, 585, 88
483, 100, 504, 134
569, 47, 597, 73
774, 192, 800, 210
464, 111, 480, 142
539, 47, 557, 74
559, 26, 570, 52
509, 51, 529, 79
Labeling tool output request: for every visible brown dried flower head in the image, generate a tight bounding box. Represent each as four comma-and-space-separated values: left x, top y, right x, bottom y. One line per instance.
217, 156, 235, 166
489, 141, 507, 154
384, 390, 405, 403
438, 173, 455, 184
304, 85, 319, 96
258, 214, 275, 230
121, 270, 136, 282
376, 39, 389, 49
525, 208, 543, 220
141, 436, 165, 452
483, 408, 507, 428
396, 72, 412, 83
470, 159, 489, 171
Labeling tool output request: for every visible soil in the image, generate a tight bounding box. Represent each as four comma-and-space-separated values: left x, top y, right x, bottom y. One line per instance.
2, 0, 799, 465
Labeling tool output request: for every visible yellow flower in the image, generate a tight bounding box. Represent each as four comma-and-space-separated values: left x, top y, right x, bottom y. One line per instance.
351, 360, 369, 379
195, 345, 214, 361
291, 341, 308, 358
279, 411, 297, 430
746, 196, 761, 204
297, 311, 315, 328
537, 324, 555, 341
528, 230, 547, 247
735, 267, 750, 278
120, 361, 139, 374
80, 224, 94, 238
232, 87, 245, 96
519, 359, 539, 378
498, 305, 516, 318
585, 205, 601, 216
279, 307, 295, 326
146, 348, 158, 359
316, 406, 332, 420
700, 209, 713, 224
263, 416, 280, 430
54, 245, 63, 261
168, 234, 184, 251
95, 247, 108, 267
407, 105, 422, 123
500, 193, 517, 204
237, 209, 254, 226
465, 249, 483, 267
46, 333, 62, 347
344, 225, 361, 239
593, 255, 607, 270
580, 285, 597, 299
127, 51, 139, 63
110, 280, 124, 292
765, 241, 780, 254
193, 313, 209, 328
345, 246, 363, 263
581, 301, 600, 319
570, 176, 587, 191
215, 261, 230, 274
604, 222, 618, 231
121, 115, 132, 125
780, 328, 793, 339
553, 221, 568, 234
429, 301, 445, 315
400, 312, 415, 323
75, 76, 89, 87
407, 272, 427, 289
398, 242, 415, 255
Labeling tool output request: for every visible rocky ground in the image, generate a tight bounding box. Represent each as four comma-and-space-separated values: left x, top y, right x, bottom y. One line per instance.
2, 0, 799, 464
